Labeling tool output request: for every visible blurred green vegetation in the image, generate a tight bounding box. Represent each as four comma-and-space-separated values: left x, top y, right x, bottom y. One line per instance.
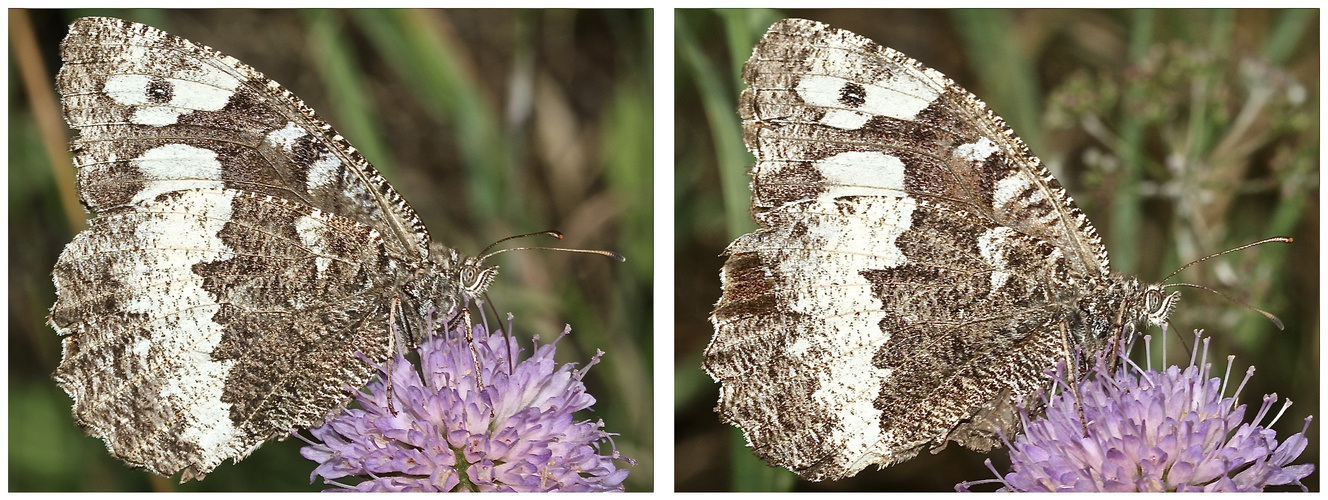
9, 8, 652, 491
675, 8, 1317, 492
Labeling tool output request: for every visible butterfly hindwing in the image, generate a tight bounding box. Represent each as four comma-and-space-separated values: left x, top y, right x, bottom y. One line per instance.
51, 188, 395, 480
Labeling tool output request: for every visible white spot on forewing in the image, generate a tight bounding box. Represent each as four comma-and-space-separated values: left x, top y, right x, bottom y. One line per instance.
795, 74, 940, 130
812, 152, 907, 200
103, 75, 164, 111
130, 144, 225, 205
978, 227, 1017, 292
104, 73, 238, 127
128, 107, 184, 127
123, 189, 241, 458
264, 122, 341, 191
164, 77, 235, 109
265, 121, 307, 148
993, 172, 1059, 226
295, 214, 333, 275
307, 157, 340, 191
993, 173, 1035, 209
955, 137, 999, 162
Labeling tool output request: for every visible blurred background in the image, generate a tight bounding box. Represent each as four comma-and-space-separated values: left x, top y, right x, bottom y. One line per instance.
675, 8, 1317, 491
9, 8, 653, 491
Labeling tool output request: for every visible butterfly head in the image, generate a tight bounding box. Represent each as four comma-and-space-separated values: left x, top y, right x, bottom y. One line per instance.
424, 244, 497, 303
457, 255, 499, 301
1141, 284, 1181, 328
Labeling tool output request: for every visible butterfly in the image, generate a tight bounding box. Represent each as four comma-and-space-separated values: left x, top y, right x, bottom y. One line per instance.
49, 16, 499, 481
703, 18, 1182, 482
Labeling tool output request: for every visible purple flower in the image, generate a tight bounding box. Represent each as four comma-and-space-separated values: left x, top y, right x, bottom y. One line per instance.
959, 330, 1314, 492
299, 316, 633, 491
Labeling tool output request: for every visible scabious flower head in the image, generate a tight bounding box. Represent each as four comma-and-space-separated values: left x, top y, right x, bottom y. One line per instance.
959, 330, 1314, 492
300, 316, 632, 491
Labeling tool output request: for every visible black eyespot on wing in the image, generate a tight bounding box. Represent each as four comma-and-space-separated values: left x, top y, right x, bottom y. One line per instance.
146, 77, 172, 104
839, 82, 866, 108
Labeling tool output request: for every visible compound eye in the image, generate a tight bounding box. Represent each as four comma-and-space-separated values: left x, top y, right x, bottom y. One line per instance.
1144, 289, 1162, 313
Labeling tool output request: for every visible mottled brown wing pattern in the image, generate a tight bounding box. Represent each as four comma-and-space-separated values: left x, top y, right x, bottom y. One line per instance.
736, 20, 1108, 273
705, 18, 1161, 482
57, 16, 430, 259
51, 189, 396, 480
49, 17, 468, 481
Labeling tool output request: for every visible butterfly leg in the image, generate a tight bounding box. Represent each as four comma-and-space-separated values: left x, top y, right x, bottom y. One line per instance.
1105, 297, 1131, 373
384, 295, 405, 415
457, 306, 497, 418
1057, 319, 1088, 436
446, 306, 486, 391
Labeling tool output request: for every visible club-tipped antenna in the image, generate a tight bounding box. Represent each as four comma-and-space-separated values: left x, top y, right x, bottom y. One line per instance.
1157, 236, 1291, 331
1160, 236, 1291, 284
472, 230, 624, 374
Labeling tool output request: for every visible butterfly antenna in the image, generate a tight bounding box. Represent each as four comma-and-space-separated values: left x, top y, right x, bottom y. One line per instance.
479, 230, 564, 257
477, 230, 626, 263
475, 230, 624, 375
1160, 237, 1292, 283
1161, 282, 1285, 330
1156, 236, 1290, 331
483, 246, 626, 262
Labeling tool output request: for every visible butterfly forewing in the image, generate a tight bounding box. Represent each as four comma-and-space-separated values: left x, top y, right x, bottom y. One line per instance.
706, 18, 1139, 482
738, 19, 1109, 274
57, 16, 431, 259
